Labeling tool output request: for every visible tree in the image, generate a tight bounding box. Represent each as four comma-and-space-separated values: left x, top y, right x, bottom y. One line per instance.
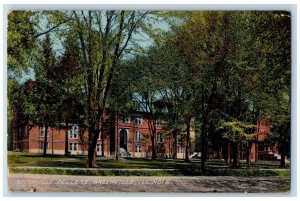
254, 12, 290, 168
16, 34, 60, 156
53, 35, 85, 156
170, 11, 238, 169
147, 44, 193, 161
129, 55, 163, 160
7, 79, 21, 151
8, 11, 37, 74
7, 11, 70, 74
217, 121, 257, 168
69, 11, 150, 167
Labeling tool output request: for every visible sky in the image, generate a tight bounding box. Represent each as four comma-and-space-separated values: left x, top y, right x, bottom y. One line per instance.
15, 10, 171, 83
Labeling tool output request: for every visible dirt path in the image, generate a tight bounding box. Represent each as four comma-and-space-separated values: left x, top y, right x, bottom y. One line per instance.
7, 173, 290, 193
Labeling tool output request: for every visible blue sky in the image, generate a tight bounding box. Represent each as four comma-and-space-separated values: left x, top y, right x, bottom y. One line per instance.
16, 10, 171, 83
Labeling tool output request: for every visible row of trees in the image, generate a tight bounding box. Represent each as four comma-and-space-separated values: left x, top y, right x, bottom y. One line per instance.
8, 11, 290, 168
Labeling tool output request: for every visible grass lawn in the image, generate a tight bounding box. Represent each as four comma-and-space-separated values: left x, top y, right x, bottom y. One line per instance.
7, 151, 290, 177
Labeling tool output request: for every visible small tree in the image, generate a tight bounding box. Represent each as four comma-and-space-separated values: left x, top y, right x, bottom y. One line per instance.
217, 121, 256, 168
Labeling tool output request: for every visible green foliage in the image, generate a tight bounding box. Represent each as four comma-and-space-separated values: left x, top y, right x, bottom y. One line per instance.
217, 121, 256, 143
7, 11, 38, 74
7, 11, 290, 166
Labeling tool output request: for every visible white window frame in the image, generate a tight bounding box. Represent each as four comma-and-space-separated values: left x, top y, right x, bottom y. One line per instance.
70, 143, 78, 151
134, 131, 142, 142
177, 146, 184, 153
135, 117, 142, 125
40, 126, 46, 137
124, 117, 131, 123
135, 145, 142, 153
96, 144, 102, 152
74, 143, 78, 151
69, 125, 79, 139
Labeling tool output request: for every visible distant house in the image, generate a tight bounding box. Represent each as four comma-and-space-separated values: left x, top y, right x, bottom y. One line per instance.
242, 116, 279, 162
206, 116, 279, 162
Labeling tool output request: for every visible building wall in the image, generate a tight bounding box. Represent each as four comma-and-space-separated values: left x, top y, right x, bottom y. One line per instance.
250, 116, 276, 162
13, 112, 195, 159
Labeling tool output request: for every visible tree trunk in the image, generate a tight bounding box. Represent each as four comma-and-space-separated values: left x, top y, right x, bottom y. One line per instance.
51, 129, 54, 155
151, 120, 157, 160
87, 124, 100, 168
218, 147, 222, 160
232, 142, 240, 168
185, 116, 191, 162
226, 142, 231, 166
43, 124, 48, 156
232, 142, 237, 168
200, 83, 207, 171
64, 119, 69, 156
237, 142, 240, 167
151, 133, 157, 160
172, 129, 177, 159
115, 112, 119, 161
246, 142, 252, 168
280, 151, 286, 168
200, 123, 207, 170
19, 127, 23, 152
280, 140, 286, 168
101, 125, 105, 157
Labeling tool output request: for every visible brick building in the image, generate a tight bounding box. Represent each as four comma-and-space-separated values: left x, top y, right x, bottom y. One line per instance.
206, 116, 279, 162
13, 107, 196, 159
241, 116, 279, 162
12, 80, 275, 161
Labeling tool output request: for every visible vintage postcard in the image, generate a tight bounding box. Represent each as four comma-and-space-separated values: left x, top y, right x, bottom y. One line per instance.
6, 9, 291, 193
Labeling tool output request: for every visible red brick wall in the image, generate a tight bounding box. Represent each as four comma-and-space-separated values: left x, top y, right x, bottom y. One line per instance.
13, 110, 193, 159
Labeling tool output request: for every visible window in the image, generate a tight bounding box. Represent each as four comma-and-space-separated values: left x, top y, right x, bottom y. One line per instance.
156, 119, 163, 126
157, 133, 163, 143
69, 129, 73, 138
177, 146, 184, 153
70, 143, 78, 151
121, 116, 131, 123
97, 144, 102, 152
40, 126, 46, 137
125, 117, 131, 123
74, 143, 78, 151
135, 145, 142, 152
134, 131, 142, 142
73, 125, 78, 138
40, 141, 48, 150
69, 125, 78, 139
135, 117, 142, 125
